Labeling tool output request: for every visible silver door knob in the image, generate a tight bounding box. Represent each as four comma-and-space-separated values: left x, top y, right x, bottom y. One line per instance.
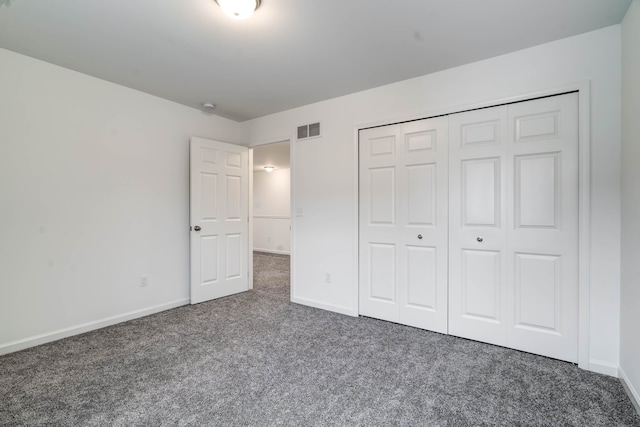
477, 237, 483, 242
417, 234, 423, 240
194, 226, 201, 231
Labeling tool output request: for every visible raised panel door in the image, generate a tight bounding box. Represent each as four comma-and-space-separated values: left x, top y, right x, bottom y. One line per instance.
398, 118, 448, 333
190, 137, 249, 304
359, 117, 448, 333
507, 93, 579, 362
359, 126, 401, 322
449, 106, 509, 347
449, 93, 578, 362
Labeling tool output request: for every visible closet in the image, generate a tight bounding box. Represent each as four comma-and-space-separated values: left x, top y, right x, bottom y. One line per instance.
359, 93, 579, 362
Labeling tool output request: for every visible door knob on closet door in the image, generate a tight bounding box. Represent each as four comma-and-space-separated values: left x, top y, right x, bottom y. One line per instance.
477, 237, 483, 242
194, 226, 201, 231
417, 234, 423, 240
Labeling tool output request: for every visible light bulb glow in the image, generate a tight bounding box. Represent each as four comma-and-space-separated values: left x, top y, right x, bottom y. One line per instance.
264, 166, 275, 172
217, 0, 259, 20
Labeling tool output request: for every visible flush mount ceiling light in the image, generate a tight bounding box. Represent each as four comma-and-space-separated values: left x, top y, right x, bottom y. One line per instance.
264, 166, 275, 172
215, 0, 261, 20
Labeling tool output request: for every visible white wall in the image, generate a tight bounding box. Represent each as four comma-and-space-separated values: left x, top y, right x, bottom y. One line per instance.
0, 24, 627, 377
246, 26, 623, 374
253, 168, 291, 254
620, 0, 640, 409
0, 47, 246, 354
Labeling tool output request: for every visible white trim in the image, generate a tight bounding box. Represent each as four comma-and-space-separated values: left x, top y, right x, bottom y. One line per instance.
0, 299, 189, 356
576, 81, 592, 370
588, 359, 619, 377
354, 81, 592, 370
253, 215, 291, 220
291, 296, 358, 317
289, 135, 296, 304
353, 126, 361, 318
253, 248, 291, 255
248, 149, 254, 290
619, 367, 640, 416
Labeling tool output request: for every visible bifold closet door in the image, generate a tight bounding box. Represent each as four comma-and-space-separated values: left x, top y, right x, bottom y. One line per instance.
448, 106, 509, 346
448, 93, 579, 362
359, 117, 449, 333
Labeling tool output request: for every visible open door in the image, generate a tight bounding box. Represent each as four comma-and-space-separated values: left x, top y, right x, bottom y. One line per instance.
190, 136, 249, 304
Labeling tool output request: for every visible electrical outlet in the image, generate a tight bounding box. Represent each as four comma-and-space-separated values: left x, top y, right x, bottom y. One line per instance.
140, 274, 149, 287
325, 273, 331, 283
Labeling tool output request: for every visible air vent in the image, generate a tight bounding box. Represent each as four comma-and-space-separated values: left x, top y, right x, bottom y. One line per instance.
297, 122, 321, 140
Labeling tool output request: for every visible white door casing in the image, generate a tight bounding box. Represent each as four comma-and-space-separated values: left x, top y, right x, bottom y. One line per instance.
359, 117, 449, 333
448, 93, 579, 362
190, 137, 249, 304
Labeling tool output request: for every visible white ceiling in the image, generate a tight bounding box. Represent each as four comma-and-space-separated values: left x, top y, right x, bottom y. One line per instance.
252, 141, 290, 172
0, 0, 632, 122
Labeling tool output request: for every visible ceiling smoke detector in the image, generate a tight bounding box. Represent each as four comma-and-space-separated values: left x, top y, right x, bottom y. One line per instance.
202, 103, 216, 113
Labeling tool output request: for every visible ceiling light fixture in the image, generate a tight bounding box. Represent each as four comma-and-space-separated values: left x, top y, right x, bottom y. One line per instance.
215, 0, 261, 20
264, 166, 275, 172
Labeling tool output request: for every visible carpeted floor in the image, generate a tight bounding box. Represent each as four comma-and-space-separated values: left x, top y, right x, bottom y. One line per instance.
1, 252, 639, 426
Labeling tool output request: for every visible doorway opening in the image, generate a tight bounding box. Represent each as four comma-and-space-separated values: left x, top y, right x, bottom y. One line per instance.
251, 140, 292, 299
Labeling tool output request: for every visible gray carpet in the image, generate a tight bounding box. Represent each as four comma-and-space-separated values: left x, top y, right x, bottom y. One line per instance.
1, 251, 639, 426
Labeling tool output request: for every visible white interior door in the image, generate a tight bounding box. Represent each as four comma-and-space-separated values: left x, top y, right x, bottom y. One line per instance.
359, 117, 449, 333
448, 93, 579, 362
448, 106, 509, 346
190, 136, 249, 304
358, 93, 579, 362
506, 94, 579, 361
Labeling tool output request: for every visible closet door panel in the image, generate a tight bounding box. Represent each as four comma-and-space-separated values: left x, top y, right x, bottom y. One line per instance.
398, 118, 449, 333
448, 106, 509, 347
359, 126, 401, 322
359, 117, 449, 333
449, 93, 579, 362
360, 93, 579, 364
507, 93, 579, 362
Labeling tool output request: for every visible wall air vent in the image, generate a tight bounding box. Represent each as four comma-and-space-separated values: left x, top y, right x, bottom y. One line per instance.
297, 122, 321, 140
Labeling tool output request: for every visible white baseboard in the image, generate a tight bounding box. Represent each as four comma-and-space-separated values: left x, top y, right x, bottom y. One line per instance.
291, 295, 357, 317
588, 359, 619, 377
253, 248, 290, 255
619, 367, 640, 416
0, 298, 189, 356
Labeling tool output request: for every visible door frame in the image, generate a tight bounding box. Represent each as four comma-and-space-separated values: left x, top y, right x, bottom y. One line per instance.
248, 136, 295, 299
353, 81, 592, 371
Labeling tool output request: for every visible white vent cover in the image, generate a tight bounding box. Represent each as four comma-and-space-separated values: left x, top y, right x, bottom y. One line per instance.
297, 122, 321, 140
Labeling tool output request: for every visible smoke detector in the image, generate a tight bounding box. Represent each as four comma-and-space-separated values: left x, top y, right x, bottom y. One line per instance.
202, 103, 216, 114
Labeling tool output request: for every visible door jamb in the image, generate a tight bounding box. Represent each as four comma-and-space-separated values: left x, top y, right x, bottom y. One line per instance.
248, 149, 254, 289
353, 81, 591, 371
248, 137, 294, 299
